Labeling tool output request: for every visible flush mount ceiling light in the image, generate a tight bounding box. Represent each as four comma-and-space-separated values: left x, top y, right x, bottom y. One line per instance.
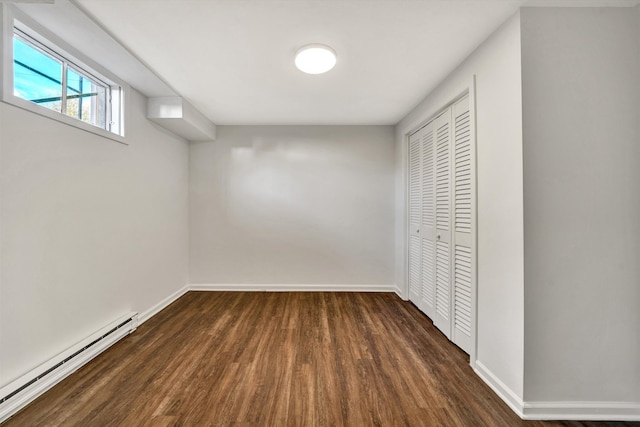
295, 44, 337, 74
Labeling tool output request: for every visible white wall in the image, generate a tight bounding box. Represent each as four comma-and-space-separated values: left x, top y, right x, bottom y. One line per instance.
0, 88, 189, 387
395, 12, 525, 400
521, 7, 640, 403
189, 126, 395, 287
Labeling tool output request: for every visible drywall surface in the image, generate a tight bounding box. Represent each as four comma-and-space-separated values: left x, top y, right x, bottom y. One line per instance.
395, 12, 524, 399
189, 126, 395, 286
0, 88, 189, 387
521, 7, 640, 403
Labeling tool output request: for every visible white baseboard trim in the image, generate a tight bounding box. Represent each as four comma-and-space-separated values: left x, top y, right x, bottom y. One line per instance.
0, 282, 188, 423
473, 361, 524, 418
189, 283, 397, 292
474, 361, 640, 421
394, 286, 408, 300
0, 313, 137, 424
522, 401, 640, 421
138, 285, 189, 325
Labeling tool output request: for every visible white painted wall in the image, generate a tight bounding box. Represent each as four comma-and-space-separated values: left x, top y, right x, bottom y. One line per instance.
189, 126, 395, 287
395, 12, 525, 400
0, 88, 189, 388
521, 7, 640, 403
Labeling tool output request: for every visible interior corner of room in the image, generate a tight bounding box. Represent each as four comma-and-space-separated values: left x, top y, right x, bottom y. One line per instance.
0, 0, 639, 424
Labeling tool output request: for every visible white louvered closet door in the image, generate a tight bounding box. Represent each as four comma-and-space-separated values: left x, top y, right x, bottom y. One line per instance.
408, 131, 422, 304
451, 95, 474, 354
407, 93, 475, 355
433, 110, 452, 338
419, 122, 436, 319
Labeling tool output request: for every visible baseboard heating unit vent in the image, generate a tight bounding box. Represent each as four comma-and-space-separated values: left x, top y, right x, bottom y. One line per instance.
0, 312, 138, 423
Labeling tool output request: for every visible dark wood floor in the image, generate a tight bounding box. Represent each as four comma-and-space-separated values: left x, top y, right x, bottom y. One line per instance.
2, 292, 637, 426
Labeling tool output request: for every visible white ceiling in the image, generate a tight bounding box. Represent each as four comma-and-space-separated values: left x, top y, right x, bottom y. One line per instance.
72, 0, 639, 125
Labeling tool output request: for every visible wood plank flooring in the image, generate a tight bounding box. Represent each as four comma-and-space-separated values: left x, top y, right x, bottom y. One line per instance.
2, 292, 637, 427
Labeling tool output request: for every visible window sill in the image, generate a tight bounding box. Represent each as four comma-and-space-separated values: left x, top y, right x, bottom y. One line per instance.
1, 95, 126, 145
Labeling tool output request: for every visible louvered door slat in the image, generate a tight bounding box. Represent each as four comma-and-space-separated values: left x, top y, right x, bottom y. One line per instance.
435, 241, 450, 321
422, 127, 435, 228
454, 107, 471, 234
409, 136, 421, 226
409, 236, 421, 297
435, 117, 450, 232
455, 288, 471, 302
422, 240, 434, 308
454, 245, 472, 337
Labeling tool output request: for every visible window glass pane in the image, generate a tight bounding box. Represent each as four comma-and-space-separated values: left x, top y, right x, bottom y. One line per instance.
66, 68, 107, 129
13, 35, 63, 113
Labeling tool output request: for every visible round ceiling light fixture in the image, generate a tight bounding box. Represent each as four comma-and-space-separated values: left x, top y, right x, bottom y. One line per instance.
295, 44, 337, 74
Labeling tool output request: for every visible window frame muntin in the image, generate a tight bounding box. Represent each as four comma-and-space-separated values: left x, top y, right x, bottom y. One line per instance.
64, 62, 110, 129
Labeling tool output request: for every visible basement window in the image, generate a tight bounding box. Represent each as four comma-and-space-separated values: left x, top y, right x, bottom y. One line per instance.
2, 14, 125, 142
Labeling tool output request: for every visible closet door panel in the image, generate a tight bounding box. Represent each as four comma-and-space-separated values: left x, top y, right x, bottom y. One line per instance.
419, 122, 436, 318
408, 131, 422, 304
451, 95, 474, 354
433, 111, 452, 338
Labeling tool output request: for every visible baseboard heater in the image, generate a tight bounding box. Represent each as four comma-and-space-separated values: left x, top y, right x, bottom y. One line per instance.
0, 312, 138, 423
